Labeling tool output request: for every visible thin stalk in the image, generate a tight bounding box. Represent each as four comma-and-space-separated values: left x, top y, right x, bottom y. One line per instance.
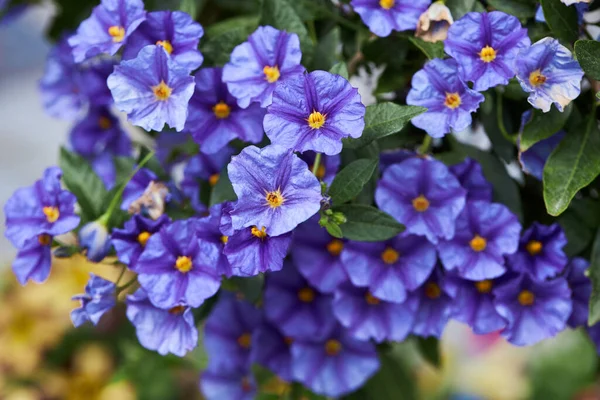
312, 153, 323, 176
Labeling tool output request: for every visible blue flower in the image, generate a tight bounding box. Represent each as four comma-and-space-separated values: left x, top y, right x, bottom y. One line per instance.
519, 130, 566, 180
508, 222, 568, 280
186, 67, 265, 154
341, 233, 437, 303
11, 234, 53, 285
123, 10, 203, 71
223, 26, 304, 108
494, 273, 572, 346
264, 71, 365, 155
515, 37, 583, 112
69, 0, 146, 62
107, 45, 195, 132
449, 158, 493, 202
70, 107, 131, 158
375, 157, 466, 244
351, 0, 430, 37
251, 322, 293, 381
438, 201, 521, 280
228, 145, 322, 237
445, 12, 530, 91
332, 282, 417, 342
136, 218, 221, 308
126, 288, 198, 356
4, 167, 80, 249
565, 257, 591, 328
201, 367, 256, 400
79, 220, 112, 263
111, 214, 171, 270
407, 58, 485, 138
71, 273, 116, 327
410, 269, 454, 338
196, 204, 233, 277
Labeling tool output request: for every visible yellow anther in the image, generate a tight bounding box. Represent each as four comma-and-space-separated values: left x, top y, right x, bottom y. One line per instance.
475, 280, 493, 294
251, 226, 267, 240
263, 65, 281, 83
265, 189, 284, 208
156, 40, 173, 54
381, 247, 399, 265
221, 235, 229, 244
108, 25, 125, 43
380, 0, 395, 10
327, 239, 344, 257
152, 80, 172, 101
42, 206, 60, 223
470, 235, 487, 252
137, 231, 151, 246
298, 287, 315, 303
168, 305, 186, 315
212, 101, 231, 119
38, 234, 52, 246
365, 292, 381, 305
98, 116, 112, 130
175, 256, 193, 273
307, 111, 326, 129
529, 69, 547, 87
444, 92, 462, 109
237, 333, 252, 348
412, 195, 430, 212
479, 45, 497, 63
526, 240, 543, 256
325, 339, 342, 356
518, 290, 535, 306
424, 282, 441, 299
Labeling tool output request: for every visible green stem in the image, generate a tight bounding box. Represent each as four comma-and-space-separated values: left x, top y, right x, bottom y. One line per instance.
115, 265, 127, 286
312, 153, 322, 176
307, 20, 318, 45
496, 91, 517, 144
418, 135, 432, 154
116, 276, 138, 295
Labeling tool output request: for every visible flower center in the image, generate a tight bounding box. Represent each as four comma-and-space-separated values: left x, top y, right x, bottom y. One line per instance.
365, 292, 381, 305
265, 189, 284, 208
474, 280, 492, 294
42, 206, 60, 223
221, 235, 229, 244
251, 226, 267, 240
307, 111, 326, 129
263, 65, 280, 83
470, 235, 487, 252
209, 173, 220, 186
213, 101, 231, 119
175, 256, 193, 273
412, 195, 430, 212
526, 240, 543, 256
479, 45, 497, 63
326, 239, 344, 256
38, 234, 52, 246
237, 332, 252, 349
529, 69, 547, 87
298, 287, 315, 303
424, 282, 441, 299
156, 40, 173, 54
168, 305, 186, 315
518, 290, 535, 306
381, 247, 399, 265
108, 25, 125, 43
325, 339, 342, 356
98, 116, 112, 130
284, 336, 294, 346
152, 80, 173, 101
137, 231, 151, 246
379, 0, 395, 9
444, 92, 462, 109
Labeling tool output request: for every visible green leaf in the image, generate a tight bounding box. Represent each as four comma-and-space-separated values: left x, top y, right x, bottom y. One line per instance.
344, 103, 426, 149
543, 114, 600, 216
589, 229, 600, 325
486, 0, 536, 19
541, 0, 578, 44
328, 159, 378, 205
209, 167, 237, 207
329, 62, 349, 79
519, 105, 572, 152
201, 16, 259, 66
445, 0, 477, 19
334, 204, 404, 242
479, 91, 515, 163
59, 147, 108, 222
179, 0, 206, 17
408, 37, 445, 60
324, 221, 344, 238
311, 27, 340, 71
575, 40, 600, 80
416, 337, 440, 367
113, 156, 136, 185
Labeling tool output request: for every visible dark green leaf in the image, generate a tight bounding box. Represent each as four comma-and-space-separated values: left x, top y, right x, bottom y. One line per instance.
179, 0, 206, 17
479, 91, 515, 163
329, 159, 378, 205
311, 27, 340, 71
589, 229, 600, 325
416, 336, 440, 367
209, 167, 237, 206
541, 0, 578, 43
59, 147, 108, 222
543, 114, 600, 216
201, 16, 259, 66
345, 103, 426, 149
113, 156, 136, 185
329, 62, 349, 79
575, 40, 600, 80
519, 105, 572, 152
487, 0, 537, 19
408, 37, 445, 60
289, 0, 332, 21
446, 0, 476, 19
334, 204, 404, 242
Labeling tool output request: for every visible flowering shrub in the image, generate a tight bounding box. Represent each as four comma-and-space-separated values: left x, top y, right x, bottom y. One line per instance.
3, 0, 600, 398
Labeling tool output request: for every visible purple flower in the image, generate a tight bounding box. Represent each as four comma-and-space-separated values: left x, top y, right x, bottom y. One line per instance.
71, 273, 116, 327
69, 0, 146, 63
410, 269, 454, 338
494, 273, 572, 346
11, 234, 53, 285
565, 257, 591, 328
155, 131, 194, 171
111, 214, 171, 269
407, 58, 485, 138
196, 204, 232, 277
70, 107, 131, 158
186, 67, 266, 154
332, 282, 417, 342
515, 37, 583, 112
79, 220, 112, 262
136, 218, 221, 308
121, 168, 158, 210
228, 145, 322, 237
299, 152, 341, 185
351, 0, 430, 37
291, 217, 348, 293
223, 26, 304, 108
126, 288, 198, 356
445, 275, 507, 334
438, 201, 521, 280
107, 45, 195, 132
264, 71, 365, 155
4, 167, 80, 249
204, 293, 262, 372
508, 222, 568, 280
91, 154, 118, 190
224, 226, 292, 277
341, 234, 437, 303
250, 322, 293, 381
123, 10, 203, 71
201, 367, 256, 400
263, 263, 336, 341
380, 149, 417, 173
519, 131, 566, 181
291, 324, 380, 397
444, 12, 530, 91
449, 158, 492, 202
375, 157, 466, 244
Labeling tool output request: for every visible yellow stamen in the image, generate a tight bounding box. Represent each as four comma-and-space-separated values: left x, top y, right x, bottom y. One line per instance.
412, 195, 430, 212
474, 280, 493, 294
263, 65, 280, 83
38, 234, 52, 246
529, 69, 547, 87
265, 189, 284, 208
168, 305, 186, 315
298, 287, 315, 303
479, 45, 497, 63
470, 235, 487, 252
98, 116, 112, 130
326, 239, 344, 257
424, 282, 441, 299
108, 25, 125, 43
152, 80, 172, 101
213, 101, 231, 119
526, 240, 543, 256
175, 256, 193, 273
156, 40, 173, 54
221, 235, 229, 244
209, 173, 220, 187
138, 231, 151, 247
381, 247, 399, 265
237, 333, 252, 349
518, 290, 534, 306
307, 111, 326, 129
325, 339, 342, 356
365, 292, 381, 305
42, 206, 60, 223
379, 0, 395, 9
444, 92, 462, 109
251, 226, 267, 240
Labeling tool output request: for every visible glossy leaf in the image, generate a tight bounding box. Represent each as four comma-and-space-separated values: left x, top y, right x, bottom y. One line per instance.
589, 229, 600, 325
408, 37, 445, 60
334, 204, 404, 242
520, 105, 572, 152
329, 159, 378, 205
541, 0, 578, 44
329, 62, 349, 79
575, 40, 600, 80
